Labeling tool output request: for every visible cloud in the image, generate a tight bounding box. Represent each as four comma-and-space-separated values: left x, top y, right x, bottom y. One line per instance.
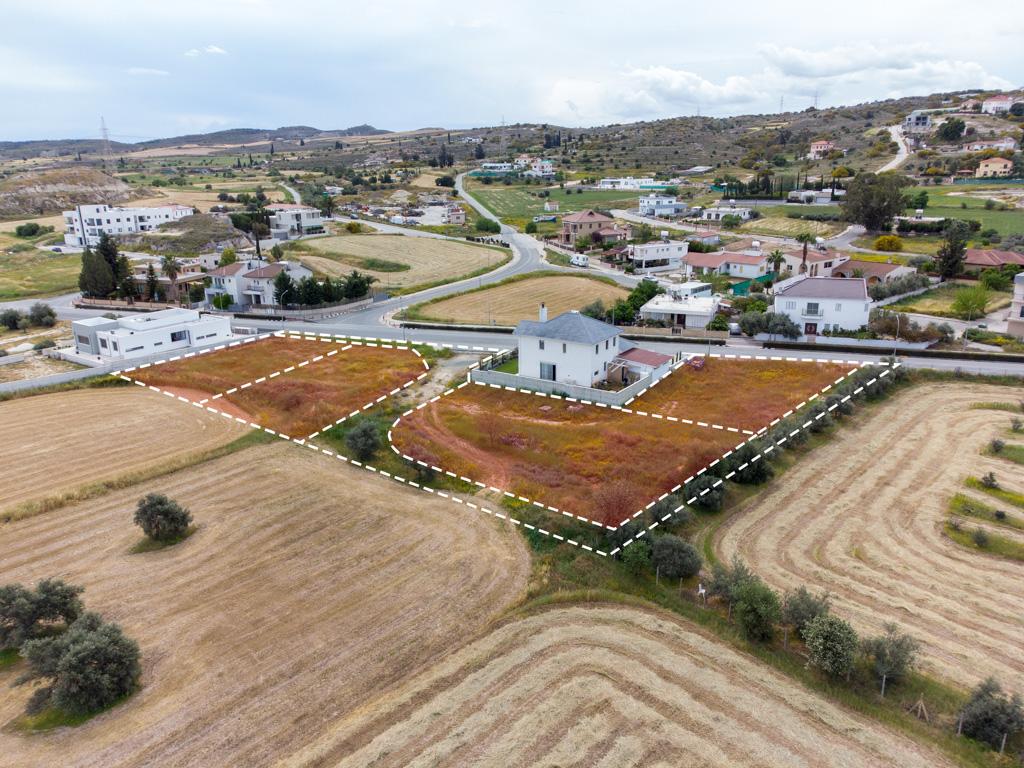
127, 67, 170, 76
184, 44, 227, 57
184, 48, 201, 57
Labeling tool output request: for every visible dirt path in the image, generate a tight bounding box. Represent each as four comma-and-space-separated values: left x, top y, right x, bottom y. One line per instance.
281, 606, 952, 768
715, 383, 1024, 692
0, 444, 529, 768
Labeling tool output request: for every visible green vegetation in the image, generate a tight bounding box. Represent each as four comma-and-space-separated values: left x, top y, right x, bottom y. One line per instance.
949, 493, 1024, 531
945, 521, 1024, 563
465, 183, 636, 223
886, 282, 1011, 320
133, 493, 193, 544
0, 249, 82, 300
966, 476, 1024, 510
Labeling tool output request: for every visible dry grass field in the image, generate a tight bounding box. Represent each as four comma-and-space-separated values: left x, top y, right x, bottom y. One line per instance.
411, 274, 629, 327
0, 444, 529, 768
634, 357, 856, 432
223, 344, 426, 437
296, 234, 504, 291
284, 606, 952, 768
716, 383, 1024, 692
391, 384, 741, 526
0, 388, 245, 518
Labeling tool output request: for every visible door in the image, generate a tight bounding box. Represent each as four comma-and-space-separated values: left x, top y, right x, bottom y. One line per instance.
539, 362, 556, 381
804, 322, 818, 335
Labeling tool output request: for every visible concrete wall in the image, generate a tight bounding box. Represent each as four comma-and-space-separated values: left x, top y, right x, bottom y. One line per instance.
470, 363, 667, 407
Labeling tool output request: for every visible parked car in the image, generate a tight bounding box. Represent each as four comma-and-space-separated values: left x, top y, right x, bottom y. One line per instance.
50, 246, 63, 253
728, 322, 741, 336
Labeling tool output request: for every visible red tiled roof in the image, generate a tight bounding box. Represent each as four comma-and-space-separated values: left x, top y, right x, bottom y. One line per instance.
684, 252, 729, 269
617, 347, 673, 368
244, 263, 287, 278
206, 263, 246, 277
562, 209, 613, 224
722, 252, 768, 266
831, 260, 905, 279
964, 249, 1024, 267
782, 248, 846, 263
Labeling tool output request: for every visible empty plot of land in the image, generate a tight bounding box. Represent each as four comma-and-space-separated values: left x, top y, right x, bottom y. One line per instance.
716, 383, 1024, 692
0, 388, 245, 517
633, 356, 857, 432
410, 274, 629, 326
225, 344, 427, 437
391, 383, 741, 527
296, 235, 504, 291
284, 606, 951, 768
0, 444, 528, 768
0, 249, 83, 300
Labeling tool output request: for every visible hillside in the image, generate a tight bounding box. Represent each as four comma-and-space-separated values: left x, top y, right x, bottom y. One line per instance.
0, 167, 136, 219
116, 213, 251, 256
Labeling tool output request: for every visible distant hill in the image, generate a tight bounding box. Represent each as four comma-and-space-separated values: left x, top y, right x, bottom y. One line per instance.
0, 168, 135, 219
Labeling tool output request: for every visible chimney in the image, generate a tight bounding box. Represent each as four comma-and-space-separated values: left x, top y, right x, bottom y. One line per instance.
539, 302, 548, 322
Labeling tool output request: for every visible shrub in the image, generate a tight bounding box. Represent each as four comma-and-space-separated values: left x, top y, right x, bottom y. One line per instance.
345, 419, 381, 461
782, 586, 831, 640
621, 540, 651, 576
1011, 418, 1022, 433
732, 580, 781, 643
474, 217, 500, 234
651, 535, 702, 579
862, 623, 919, 683
981, 472, 999, 489
133, 494, 192, 542
27, 302, 56, 327
706, 314, 729, 332
972, 528, 989, 548
959, 677, 1024, 750
683, 474, 723, 511
0, 309, 24, 331
14, 222, 41, 237
873, 235, 903, 252
32, 339, 56, 350
804, 614, 859, 678
995, 510, 1007, 521
990, 439, 1005, 454
524, 221, 538, 234
707, 556, 756, 603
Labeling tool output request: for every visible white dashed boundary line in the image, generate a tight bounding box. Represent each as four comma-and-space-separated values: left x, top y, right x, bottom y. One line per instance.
389, 358, 882, 532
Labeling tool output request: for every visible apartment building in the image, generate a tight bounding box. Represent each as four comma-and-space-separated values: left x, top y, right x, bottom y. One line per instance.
63, 204, 194, 247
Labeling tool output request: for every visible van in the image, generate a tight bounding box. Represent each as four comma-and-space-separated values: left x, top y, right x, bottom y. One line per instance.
728, 322, 741, 336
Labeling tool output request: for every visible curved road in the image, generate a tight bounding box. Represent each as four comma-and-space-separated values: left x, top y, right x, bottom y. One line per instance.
878, 125, 911, 173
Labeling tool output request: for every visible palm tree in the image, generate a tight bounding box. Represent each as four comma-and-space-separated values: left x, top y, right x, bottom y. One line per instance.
161, 255, 181, 303
795, 232, 815, 275
768, 248, 785, 277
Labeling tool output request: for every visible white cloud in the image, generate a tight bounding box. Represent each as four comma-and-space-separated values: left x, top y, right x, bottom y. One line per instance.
184, 48, 201, 57
127, 67, 170, 76
204, 44, 227, 55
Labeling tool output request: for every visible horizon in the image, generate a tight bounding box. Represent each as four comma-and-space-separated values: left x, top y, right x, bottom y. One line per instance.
2, 0, 1023, 142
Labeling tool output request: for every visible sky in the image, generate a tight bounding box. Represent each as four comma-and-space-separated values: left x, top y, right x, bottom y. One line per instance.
2, 0, 1022, 142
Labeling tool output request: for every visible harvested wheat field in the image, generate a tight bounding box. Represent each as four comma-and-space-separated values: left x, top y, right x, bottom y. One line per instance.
128, 335, 332, 396
283, 606, 951, 768
391, 383, 742, 526
0, 444, 528, 768
633, 356, 857, 432
0, 388, 245, 517
411, 274, 629, 326
297, 235, 504, 291
225, 344, 427, 437
716, 383, 1024, 692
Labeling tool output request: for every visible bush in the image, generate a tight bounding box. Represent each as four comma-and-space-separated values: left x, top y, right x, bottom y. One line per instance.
27, 302, 56, 327
959, 677, 1024, 750
782, 586, 830, 640
706, 313, 729, 331
725, 442, 774, 484
621, 540, 651, 576
683, 474, 723, 511
474, 217, 500, 234
1011, 418, 1022, 433
345, 419, 381, 461
14, 222, 41, 237
707, 555, 756, 603
0, 309, 24, 331
867, 273, 930, 302
133, 494, 192, 542
873, 235, 903, 252
732, 580, 781, 643
862, 623, 919, 683
804, 614, 859, 678
524, 221, 538, 234
981, 472, 999, 489
32, 339, 56, 350
651, 535, 701, 579
972, 527, 989, 548
990, 439, 1005, 454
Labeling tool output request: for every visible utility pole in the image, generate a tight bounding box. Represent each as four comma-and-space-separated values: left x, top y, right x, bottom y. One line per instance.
100, 116, 112, 170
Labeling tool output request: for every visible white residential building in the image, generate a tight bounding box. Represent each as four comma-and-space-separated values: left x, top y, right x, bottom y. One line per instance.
626, 239, 689, 274
523, 158, 555, 178
772, 275, 869, 337
596, 176, 670, 191
903, 110, 932, 134
441, 205, 466, 225
1008, 272, 1024, 339
638, 194, 688, 217
637, 291, 720, 330
514, 307, 622, 386
71, 308, 232, 361
543, 199, 560, 212
702, 204, 752, 222
479, 162, 515, 173
63, 203, 194, 247
205, 259, 313, 307
266, 204, 324, 239
982, 95, 1016, 114
965, 137, 1019, 152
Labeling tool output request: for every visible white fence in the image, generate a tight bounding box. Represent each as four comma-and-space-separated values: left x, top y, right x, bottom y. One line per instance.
470, 360, 672, 407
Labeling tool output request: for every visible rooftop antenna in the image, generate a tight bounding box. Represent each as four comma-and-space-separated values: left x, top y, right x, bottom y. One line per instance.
100, 116, 112, 170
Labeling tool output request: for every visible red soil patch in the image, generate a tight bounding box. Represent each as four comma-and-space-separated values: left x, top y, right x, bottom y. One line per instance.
153, 386, 255, 422
632, 356, 857, 432
391, 384, 741, 527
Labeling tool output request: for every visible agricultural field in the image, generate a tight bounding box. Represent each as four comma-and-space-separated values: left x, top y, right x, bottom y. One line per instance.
129, 335, 426, 438
291, 234, 509, 294
739, 205, 846, 238
0, 247, 82, 300
406, 273, 629, 327
0, 387, 246, 518
290, 606, 952, 768
390, 383, 742, 527
909, 188, 1024, 237
0, 444, 528, 767
886, 281, 1012, 320
465, 183, 636, 221
633, 357, 858, 433
715, 383, 1024, 692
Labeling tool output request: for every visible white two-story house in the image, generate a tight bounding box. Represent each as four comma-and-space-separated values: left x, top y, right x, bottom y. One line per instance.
638, 194, 688, 217
71, 308, 232, 361
626, 239, 689, 274
266, 204, 325, 239
514, 307, 622, 386
772, 276, 870, 336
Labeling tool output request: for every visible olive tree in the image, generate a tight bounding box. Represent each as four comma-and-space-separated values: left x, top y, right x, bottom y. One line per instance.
133, 494, 192, 542
651, 535, 702, 579
804, 614, 859, 679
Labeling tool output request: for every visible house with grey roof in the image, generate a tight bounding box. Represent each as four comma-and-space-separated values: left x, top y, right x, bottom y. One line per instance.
514, 305, 622, 386
772, 275, 869, 337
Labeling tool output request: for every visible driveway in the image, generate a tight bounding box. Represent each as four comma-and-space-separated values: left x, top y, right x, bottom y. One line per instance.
877, 125, 911, 173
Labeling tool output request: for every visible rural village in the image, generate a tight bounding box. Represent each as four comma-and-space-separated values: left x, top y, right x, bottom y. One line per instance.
2, 5, 1024, 767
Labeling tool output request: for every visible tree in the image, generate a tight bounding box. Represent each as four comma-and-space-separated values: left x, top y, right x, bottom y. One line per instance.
160, 256, 181, 302
78, 247, 114, 298
116, 256, 137, 301
621, 540, 651, 576
795, 232, 815, 274
782, 586, 831, 640
218, 247, 237, 267
145, 263, 158, 300
473, 143, 485, 160
732, 580, 781, 642
873, 235, 903, 252
959, 677, 1024, 750
0, 580, 83, 648
936, 220, 970, 280
319, 194, 336, 218
435, 175, 455, 188
651, 535, 702, 579
937, 117, 966, 142
841, 173, 911, 231
804, 614, 859, 678
133, 493, 192, 542
862, 623, 919, 687
95, 233, 120, 280
768, 248, 785, 275
683, 474, 723, 511
297, 275, 323, 306
524, 221, 538, 234
345, 420, 381, 460
27, 302, 56, 327
273, 270, 295, 305
269, 243, 284, 263
475, 217, 500, 234
952, 285, 988, 320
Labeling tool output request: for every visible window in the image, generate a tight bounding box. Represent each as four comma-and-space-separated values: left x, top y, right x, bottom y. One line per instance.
76, 334, 89, 345
806, 302, 819, 315
170, 330, 187, 342
126, 345, 144, 352
539, 339, 545, 350
594, 344, 599, 354
835, 303, 842, 311
99, 338, 108, 349
605, 339, 609, 349
785, 300, 796, 310
562, 343, 566, 353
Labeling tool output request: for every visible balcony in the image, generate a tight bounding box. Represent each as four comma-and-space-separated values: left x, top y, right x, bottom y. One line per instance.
801, 308, 824, 318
